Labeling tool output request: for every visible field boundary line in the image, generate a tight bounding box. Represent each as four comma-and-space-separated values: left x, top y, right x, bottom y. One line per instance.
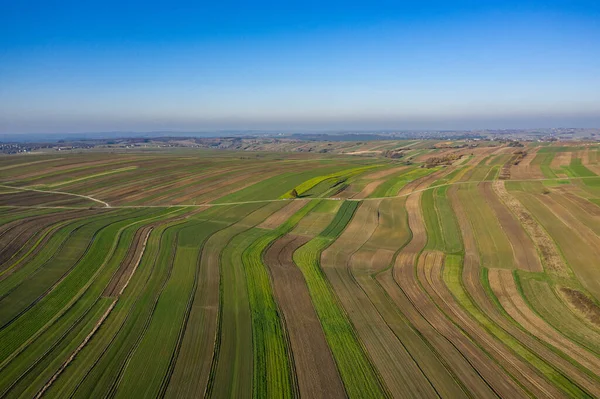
0, 184, 111, 208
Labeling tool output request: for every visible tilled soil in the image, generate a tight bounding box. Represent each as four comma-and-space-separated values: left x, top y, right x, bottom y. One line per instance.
264, 234, 346, 398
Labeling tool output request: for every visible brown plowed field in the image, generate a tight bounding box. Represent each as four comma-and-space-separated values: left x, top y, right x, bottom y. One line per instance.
264, 234, 346, 398
550, 151, 572, 169
511, 148, 545, 180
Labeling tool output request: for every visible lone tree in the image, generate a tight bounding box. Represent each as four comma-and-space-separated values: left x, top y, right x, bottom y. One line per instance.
290, 188, 299, 198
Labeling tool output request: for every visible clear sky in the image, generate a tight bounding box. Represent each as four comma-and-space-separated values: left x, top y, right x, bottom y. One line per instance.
1, 1, 600, 134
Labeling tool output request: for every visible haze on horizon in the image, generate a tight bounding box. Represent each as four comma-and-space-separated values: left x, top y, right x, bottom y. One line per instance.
1, 0, 600, 135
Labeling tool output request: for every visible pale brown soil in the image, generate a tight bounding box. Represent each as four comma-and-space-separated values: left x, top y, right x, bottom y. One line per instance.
482, 182, 542, 272
398, 167, 448, 196
489, 269, 600, 377
364, 165, 408, 180
510, 148, 545, 180
264, 234, 345, 398
493, 181, 568, 276
257, 200, 307, 229
550, 151, 572, 169
352, 180, 382, 199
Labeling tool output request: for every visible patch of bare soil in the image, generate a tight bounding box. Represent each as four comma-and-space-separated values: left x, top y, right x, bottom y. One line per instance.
352, 180, 382, 199
550, 151, 572, 168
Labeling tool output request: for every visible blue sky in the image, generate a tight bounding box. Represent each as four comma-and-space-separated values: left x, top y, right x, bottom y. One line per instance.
1, 1, 600, 133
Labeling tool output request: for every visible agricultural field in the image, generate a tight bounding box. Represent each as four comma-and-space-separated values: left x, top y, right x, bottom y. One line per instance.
0, 140, 600, 398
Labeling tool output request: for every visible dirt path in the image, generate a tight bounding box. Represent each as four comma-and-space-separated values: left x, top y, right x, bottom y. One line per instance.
264, 234, 346, 398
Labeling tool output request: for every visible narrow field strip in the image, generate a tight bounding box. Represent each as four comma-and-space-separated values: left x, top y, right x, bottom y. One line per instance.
264, 233, 346, 398
293, 201, 387, 398
165, 203, 266, 398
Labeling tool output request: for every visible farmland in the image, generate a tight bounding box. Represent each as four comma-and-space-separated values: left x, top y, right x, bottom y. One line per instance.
0, 141, 600, 398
